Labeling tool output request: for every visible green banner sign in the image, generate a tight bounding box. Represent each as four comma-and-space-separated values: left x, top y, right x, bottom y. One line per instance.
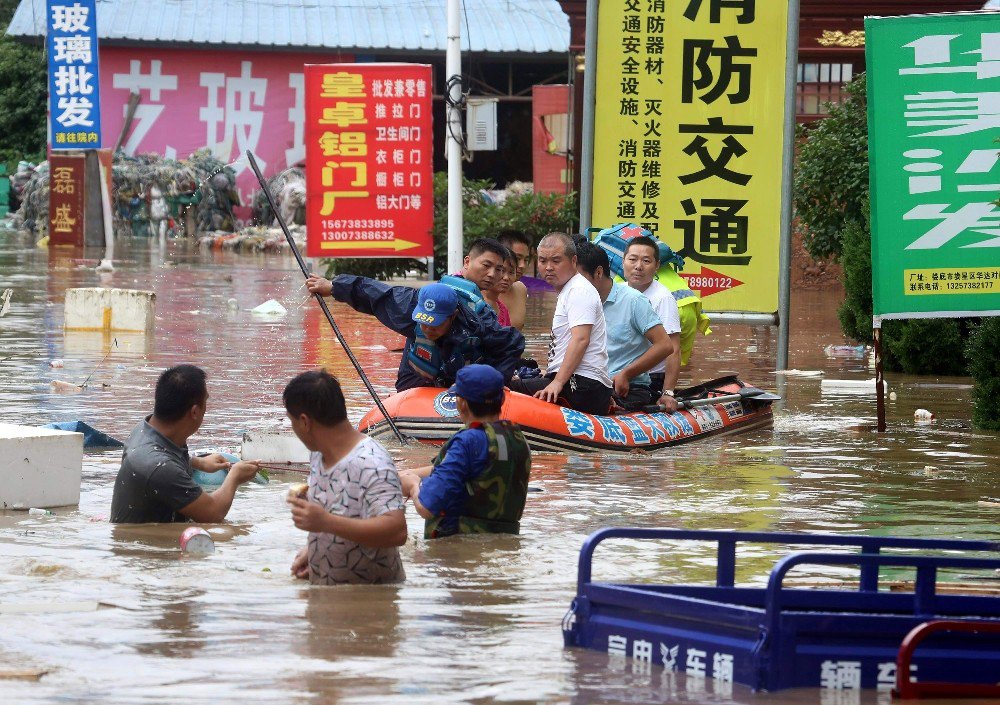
866, 12, 1000, 321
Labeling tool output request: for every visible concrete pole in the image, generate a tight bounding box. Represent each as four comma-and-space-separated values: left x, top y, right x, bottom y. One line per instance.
776, 0, 801, 371
96, 162, 115, 272
578, 0, 600, 232
446, 0, 464, 274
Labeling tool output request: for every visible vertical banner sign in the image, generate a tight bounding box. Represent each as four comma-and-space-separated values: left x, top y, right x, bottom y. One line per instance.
304, 64, 433, 258
592, 0, 790, 313
47, 154, 86, 245
867, 13, 1000, 321
47, 0, 102, 149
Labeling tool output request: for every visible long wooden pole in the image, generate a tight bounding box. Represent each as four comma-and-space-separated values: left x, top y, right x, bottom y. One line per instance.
245, 151, 408, 445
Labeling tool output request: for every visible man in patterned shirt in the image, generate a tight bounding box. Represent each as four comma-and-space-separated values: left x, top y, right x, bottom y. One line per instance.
284, 370, 407, 584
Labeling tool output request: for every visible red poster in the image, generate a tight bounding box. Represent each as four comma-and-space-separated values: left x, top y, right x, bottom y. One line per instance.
48, 154, 86, 246
304, 64, 434, 258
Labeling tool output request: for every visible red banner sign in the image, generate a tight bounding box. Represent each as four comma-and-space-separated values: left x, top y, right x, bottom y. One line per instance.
48, 153, 86, 246
305, 63, 433, 258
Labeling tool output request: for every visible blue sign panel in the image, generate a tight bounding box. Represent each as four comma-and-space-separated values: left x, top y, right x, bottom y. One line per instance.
47, 0, 101, 149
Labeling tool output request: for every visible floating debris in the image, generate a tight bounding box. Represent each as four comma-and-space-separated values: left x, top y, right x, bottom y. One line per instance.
251, 299, 288, 316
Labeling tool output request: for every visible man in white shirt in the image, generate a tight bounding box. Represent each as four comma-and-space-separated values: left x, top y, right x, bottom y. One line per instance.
509, 233, 613, 415
575, 240, 673, 411
623, 236, 682, 412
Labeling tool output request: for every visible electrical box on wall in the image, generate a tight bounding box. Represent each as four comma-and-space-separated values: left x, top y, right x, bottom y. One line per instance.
466, 98, 498, 151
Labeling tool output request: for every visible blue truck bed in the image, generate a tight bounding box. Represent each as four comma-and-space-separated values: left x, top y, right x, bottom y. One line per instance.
562, 529, 1000, 693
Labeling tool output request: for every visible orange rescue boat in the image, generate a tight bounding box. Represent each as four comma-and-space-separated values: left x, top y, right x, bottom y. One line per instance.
359, 375, 777, 453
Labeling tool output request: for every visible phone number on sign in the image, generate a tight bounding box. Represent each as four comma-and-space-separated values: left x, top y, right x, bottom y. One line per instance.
686, 276, 734, 290
946, 281, 996, 291
322, 231, 396, 241
322, 219, 395, 230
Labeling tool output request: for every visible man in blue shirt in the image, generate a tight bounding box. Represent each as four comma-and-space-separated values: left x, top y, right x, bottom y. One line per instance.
575, 240, 674, 410
305, 276, 524, 392
398, 365, 531, 539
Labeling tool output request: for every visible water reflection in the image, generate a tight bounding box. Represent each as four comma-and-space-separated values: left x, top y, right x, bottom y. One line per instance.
1, 232, 998, 703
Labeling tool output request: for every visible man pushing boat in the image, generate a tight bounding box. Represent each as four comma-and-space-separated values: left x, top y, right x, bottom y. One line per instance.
305, 275, 525, 392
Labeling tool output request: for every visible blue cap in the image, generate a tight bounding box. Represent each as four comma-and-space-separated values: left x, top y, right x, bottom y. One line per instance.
448, 364, 505, 404
412, 284, 458, 326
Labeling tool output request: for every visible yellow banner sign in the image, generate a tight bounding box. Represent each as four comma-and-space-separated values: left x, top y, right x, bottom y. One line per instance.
903, 268, 1000, 296
592, 0, 790, 313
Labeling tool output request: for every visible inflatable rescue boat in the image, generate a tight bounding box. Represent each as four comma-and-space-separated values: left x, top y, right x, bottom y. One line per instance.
359, 375, 777, 453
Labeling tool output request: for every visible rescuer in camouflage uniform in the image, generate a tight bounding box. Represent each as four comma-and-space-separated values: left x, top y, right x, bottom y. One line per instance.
399, 365, 531, 539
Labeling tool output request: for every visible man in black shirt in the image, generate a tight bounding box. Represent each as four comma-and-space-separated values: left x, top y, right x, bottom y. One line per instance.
110, 365, 261, 523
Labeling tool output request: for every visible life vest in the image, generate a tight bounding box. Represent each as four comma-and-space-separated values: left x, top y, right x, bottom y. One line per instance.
656, 263, 700, 311
424, 421, 531, 539
406, 331, 443, 380
440, 275, 495, 321
406, 329, 485, 384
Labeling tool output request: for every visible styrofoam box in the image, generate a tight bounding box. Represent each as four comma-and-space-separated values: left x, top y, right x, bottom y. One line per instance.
820, 378, 888, 395
64, 288, 155, 333
0, 424, 84, 509
241, 431, 310, 464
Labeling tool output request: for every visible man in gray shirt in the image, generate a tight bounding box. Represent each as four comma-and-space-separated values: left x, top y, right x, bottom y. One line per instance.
111, 365, 260, 523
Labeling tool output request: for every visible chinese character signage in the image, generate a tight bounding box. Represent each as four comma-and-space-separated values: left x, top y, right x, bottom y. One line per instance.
100, 47, 348, 217
304, 64, 433, 258
47, 0, 101, 149
867, 13, 1000, 320
592, 0, 791, 313
48, 154, 86, 245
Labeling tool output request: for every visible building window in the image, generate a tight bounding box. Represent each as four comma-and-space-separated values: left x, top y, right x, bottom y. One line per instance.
796, 62, 854, 117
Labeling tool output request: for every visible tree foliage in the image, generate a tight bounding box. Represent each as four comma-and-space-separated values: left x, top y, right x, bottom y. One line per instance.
836, 202, 873, 344
0, 1, 47, 170
323, 172, 579, 280
793, 73, 870, 261
966, 317, 1000, 432
430, 172, 578, 277
882, 319, 968, 376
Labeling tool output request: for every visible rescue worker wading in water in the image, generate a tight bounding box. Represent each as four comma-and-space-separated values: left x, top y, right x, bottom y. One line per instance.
399, 365, 531, 539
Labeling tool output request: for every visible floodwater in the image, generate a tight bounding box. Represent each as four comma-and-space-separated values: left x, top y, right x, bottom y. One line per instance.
1, 231, 998, 705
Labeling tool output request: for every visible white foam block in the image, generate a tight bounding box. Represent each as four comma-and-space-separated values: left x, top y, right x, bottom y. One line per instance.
0, 424, 83, 509
64, 288, 155, 333
241, 431, 310, 464
820, 378, 888, 395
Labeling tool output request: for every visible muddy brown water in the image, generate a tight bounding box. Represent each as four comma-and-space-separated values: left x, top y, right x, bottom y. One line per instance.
1, 233, 998, 704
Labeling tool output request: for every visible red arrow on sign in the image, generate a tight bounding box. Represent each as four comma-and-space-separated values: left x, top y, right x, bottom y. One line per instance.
679, 267, 744, 298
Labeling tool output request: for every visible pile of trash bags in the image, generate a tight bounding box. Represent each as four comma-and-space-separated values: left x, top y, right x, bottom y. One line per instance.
8, 160, 38, 213
195, 164, 306, 253
251, 165, 306, 228
111, 149, 240, 237
12, 161, 49, 235
8, 150, 241, 238
198, 224, 306, 253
